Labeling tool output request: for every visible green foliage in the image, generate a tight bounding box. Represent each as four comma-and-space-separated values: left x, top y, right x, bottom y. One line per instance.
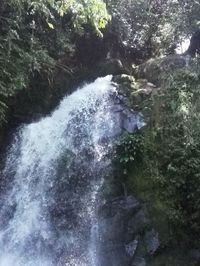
115, 61, 200, 243
27, 0, 111, 35
0, 3, 56, 124
134, 63, 200, 241
114, 132, 144, 174
0, 0, 110, 125
154, 65, 200, 236
71, 0, 111, 36
106, 0, 200, 57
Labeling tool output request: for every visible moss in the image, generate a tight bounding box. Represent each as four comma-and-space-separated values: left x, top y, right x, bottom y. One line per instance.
127, 156, 174, 245
125, 130, 198, 265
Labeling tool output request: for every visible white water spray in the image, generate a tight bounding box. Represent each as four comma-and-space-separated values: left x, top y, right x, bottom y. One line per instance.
0, 76, 120, 266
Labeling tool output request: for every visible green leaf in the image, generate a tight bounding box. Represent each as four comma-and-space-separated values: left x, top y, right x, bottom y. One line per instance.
47, 22, 54, 29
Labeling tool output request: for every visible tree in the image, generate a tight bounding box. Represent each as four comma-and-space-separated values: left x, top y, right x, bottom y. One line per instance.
0, 0, 110, 125
105, 0, 200, 59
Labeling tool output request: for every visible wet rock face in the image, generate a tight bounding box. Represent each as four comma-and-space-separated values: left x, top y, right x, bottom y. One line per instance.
111, 74, 159, 131
144, 229, 160, 255
111, 105, 144, 133
97, 196, 160, 266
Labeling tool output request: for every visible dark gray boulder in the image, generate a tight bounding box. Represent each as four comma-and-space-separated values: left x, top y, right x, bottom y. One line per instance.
97, 196, 159, 266
126, 238, 139, 257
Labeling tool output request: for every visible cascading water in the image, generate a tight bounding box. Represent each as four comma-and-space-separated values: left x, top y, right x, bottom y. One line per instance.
0, 76, 123, 266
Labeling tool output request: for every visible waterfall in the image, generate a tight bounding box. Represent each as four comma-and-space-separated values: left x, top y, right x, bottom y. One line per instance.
0, 76, 121, 266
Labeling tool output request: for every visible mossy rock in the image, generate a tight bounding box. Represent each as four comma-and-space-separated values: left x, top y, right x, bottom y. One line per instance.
136, 55, 187, 85
113, 74, 158, 113
112, 74, 136, 84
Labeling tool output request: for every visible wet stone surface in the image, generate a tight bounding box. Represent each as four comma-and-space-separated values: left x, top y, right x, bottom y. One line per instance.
97, 195, 160, 266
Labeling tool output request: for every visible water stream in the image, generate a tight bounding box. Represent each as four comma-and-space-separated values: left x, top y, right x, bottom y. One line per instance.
0, 76, 120, 266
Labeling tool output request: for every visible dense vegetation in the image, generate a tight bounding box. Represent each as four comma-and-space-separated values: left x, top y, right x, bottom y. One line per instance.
1, 0, 200, 127
0, 0, 110, 125
153, 66, 200, 238
115, 61, 200, 245
0, 0, 200, 125
106, 0, 200, 58
1, 0, 200, 255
